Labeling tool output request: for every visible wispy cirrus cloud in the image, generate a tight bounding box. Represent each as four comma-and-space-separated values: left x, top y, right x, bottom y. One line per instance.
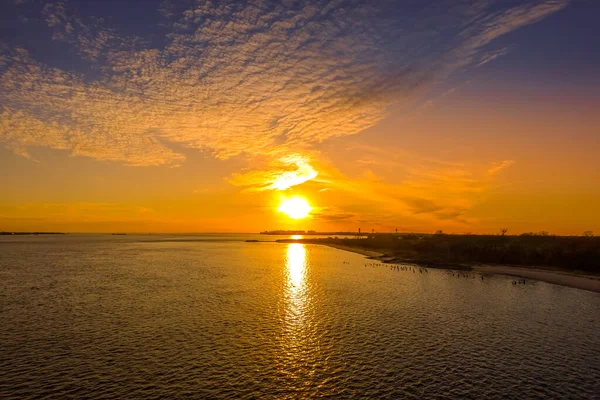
477, 47, 510, 67
0, 0, 568, 168
488, 160, 516, 176
311, 207, 356, 222
308, 154, 521, 227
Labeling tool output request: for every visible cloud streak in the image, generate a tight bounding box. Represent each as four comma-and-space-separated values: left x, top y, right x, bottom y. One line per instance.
229, 154, 318, 191
306, 153, 520, 227
488, 160, 516, 176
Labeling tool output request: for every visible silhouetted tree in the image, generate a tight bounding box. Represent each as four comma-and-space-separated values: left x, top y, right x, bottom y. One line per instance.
500, 228, 508, 236
584, 231, 594, 237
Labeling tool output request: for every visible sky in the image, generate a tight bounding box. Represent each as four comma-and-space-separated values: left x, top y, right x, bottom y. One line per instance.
0, 0, 599, 234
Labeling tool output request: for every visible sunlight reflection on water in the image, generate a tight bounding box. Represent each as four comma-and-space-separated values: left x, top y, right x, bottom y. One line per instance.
287, 243, 306, 292
281, 243, 316, 382
283, 243, 308, 344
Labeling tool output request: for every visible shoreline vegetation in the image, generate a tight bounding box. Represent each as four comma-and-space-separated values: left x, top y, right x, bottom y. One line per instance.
274, 234, 600, 293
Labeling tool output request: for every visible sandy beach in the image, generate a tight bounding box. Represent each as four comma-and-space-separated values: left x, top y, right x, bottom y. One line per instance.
471, 265, 600, 294
324, 243, 384, 258
322, 243, 600, 294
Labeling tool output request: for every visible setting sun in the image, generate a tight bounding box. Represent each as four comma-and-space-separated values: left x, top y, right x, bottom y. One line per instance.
278, 197, 312, 219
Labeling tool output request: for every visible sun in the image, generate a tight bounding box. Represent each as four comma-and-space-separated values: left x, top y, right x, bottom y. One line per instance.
278, 197, 312, 219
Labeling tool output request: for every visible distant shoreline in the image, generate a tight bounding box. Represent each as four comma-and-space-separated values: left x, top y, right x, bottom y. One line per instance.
276, 238, 600, 294
0, 231, 65, 235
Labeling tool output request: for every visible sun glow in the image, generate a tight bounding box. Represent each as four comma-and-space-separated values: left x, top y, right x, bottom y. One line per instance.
278, 197, 312, 219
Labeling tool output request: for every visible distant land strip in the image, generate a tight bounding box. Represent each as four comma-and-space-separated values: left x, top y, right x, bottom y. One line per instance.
0, 232, 66, 235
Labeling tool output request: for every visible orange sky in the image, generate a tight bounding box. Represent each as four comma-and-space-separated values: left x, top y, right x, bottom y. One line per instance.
1, 0, 599, 235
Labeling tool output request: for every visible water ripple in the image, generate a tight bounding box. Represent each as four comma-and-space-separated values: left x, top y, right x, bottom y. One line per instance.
1, 236, 599, 399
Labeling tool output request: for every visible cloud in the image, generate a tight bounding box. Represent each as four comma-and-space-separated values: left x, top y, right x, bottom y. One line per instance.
311, 207, 356, 222
404, 198, 445, 215
488, 160, 516, 176
0, 0, 568, 166
309, 156, 504, 227
267, 155, 318, 190
229, 154, 318, 191
477, 47, 510, 67
449, 0, 569, 71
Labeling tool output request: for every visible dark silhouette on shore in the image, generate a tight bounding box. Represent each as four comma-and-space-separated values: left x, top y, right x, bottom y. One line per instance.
277, 232, 600, 274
